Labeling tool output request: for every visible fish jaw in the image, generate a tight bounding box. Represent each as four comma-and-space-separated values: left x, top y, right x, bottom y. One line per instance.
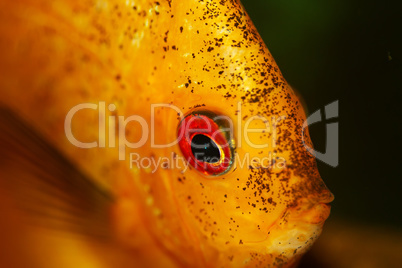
239, 191, 335, 265
220, 201, 334, 267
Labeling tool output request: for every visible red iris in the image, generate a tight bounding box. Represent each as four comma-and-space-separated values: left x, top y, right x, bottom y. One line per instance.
177, 111, 235, 176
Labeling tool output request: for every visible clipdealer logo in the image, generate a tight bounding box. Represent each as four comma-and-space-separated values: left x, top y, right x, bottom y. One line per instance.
64, 101, 339, 172
302, 100, 339, 167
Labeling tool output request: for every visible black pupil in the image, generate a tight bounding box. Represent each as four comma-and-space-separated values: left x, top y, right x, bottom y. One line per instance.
191, 134, 221, 163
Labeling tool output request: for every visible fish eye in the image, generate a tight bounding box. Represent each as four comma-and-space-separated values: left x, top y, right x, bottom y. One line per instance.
191, 134, 221, 163
177, 110, 235, 176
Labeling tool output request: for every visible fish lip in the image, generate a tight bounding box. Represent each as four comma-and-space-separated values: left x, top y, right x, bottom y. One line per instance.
321, 192, 335, 204
316, 202, 332, 224
304, 202, 332, 225
287, 201, 332, 226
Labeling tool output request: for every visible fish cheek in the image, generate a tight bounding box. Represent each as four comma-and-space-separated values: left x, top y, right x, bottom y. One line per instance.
170, 165, 286, 238
167, 165, 302, 267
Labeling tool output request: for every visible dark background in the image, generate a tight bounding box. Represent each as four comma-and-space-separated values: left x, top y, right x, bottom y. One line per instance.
241, 0, 401, 229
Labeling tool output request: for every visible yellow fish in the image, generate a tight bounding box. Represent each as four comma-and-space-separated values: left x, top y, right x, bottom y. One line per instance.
0, 0, 333, 267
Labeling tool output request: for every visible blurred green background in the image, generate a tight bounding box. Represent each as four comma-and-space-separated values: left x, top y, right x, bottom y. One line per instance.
241, 0, 401, 229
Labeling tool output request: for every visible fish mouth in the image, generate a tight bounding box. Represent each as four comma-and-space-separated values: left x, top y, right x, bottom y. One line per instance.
286, 202, 332, 226
287, 193, 334, 226
241, 202, 332, 257
308, 202, 332, 224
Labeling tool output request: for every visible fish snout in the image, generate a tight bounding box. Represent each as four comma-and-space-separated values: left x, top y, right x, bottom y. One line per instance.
288, 191, 334, 225
303, 202, 332, 225
312, 189, 335, 205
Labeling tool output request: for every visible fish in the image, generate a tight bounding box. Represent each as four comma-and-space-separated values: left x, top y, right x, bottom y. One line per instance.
0, 0, 333, 267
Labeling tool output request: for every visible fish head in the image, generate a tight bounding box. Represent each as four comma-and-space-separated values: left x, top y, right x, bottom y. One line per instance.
110, 1, 334, 267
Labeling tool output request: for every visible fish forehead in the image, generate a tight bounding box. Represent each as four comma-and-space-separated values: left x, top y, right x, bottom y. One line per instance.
0, 0, 332, 267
